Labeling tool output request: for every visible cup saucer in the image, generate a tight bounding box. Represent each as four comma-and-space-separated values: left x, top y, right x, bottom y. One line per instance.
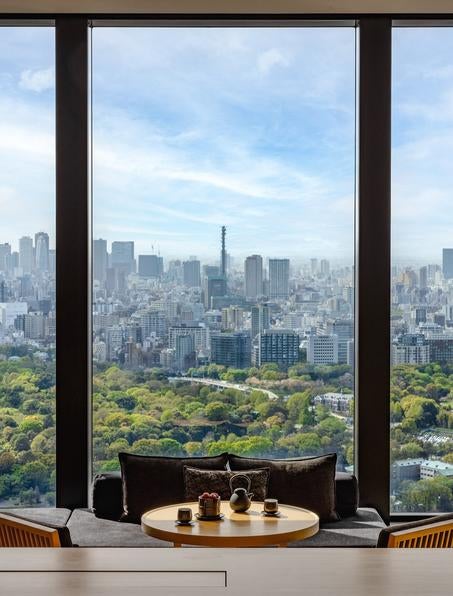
261, 510, 280, 517
175, 520, 195, 526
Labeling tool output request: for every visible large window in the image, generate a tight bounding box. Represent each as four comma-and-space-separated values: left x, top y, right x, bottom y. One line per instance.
0, 27, 55, 507
91, 27, 356, 474
391, 27, 453, 512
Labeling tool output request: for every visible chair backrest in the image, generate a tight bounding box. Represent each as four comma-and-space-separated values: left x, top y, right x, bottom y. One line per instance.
0, 513, 61, 547
378, 513, 453, 548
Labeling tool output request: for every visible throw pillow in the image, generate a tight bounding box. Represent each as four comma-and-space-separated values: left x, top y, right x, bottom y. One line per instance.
228, 453, 338, 522
183, 466, 270, 502
119, 452, 229, 523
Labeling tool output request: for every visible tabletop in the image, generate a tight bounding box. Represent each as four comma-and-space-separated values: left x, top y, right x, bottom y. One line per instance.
141, 500, 319, 547
0, 548, 452, 596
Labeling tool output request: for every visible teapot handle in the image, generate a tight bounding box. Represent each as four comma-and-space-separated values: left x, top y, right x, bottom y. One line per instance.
229, 473, 252, 494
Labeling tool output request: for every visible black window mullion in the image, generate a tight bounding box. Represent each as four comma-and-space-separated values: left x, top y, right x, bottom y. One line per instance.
55, 16, 90, 509
356, 17, 392, 522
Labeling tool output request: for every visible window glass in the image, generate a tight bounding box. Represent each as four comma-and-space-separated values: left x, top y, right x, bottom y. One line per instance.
392, 27, 453, 512
92, 27, 356, 473
0, 27, 55, 507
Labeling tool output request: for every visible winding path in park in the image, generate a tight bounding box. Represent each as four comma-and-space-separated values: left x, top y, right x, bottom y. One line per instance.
168, 376, 279, 401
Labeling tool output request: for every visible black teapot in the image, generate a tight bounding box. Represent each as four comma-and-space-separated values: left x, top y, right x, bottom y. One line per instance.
229, 473, 253, 512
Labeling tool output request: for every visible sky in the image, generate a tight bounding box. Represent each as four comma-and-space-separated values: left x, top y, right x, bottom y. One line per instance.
1, 26, 453, 264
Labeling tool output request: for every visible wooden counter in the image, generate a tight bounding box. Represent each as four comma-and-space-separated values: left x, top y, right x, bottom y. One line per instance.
0, 548, 451, 595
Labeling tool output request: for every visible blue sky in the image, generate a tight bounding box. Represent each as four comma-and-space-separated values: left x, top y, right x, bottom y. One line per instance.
1, 26, 453, 265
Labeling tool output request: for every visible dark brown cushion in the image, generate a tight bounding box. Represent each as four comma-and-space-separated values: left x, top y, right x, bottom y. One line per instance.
377, 513, 453, 547
92, 472, 123, 521
183, 467, 270, 502
119, 452, 229, 523
228, 453, 339, 522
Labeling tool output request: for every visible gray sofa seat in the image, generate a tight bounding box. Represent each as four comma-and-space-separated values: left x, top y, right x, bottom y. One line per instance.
289, 508, 386, 548
0, 507, 72, 527
68, 508, 171, 548
68, 507, 385, 548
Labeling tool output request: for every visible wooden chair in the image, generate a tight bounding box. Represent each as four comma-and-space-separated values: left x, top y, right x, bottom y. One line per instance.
0, 512, 64, 547
377, 513, 453, 548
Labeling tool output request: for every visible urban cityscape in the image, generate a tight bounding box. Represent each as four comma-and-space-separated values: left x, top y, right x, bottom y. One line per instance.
0, 226, 452, 509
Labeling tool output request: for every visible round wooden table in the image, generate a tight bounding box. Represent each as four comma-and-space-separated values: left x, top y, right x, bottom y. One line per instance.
141, 501, 319, 547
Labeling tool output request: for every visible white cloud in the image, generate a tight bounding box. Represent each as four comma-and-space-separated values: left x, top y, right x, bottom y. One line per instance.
257, 48, 290, 75
19, 67, 54, 93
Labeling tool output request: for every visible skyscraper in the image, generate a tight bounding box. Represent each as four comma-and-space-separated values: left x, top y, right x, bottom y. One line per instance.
419, 266, 428, 290
307, 335, 339, 365
203, 276, 227, 309
93, 239, 108, 284
443, 248, 453, 280
210, 331, 251, 368
175, 334, 196, 371
0, 243, 11, 273
34, 232, 49, 272
19, 236, 34, 274
320, 259, 330, 276
183, 259, 201, 288
251, 303, 270, 340
310, 258, 318, 276
253, 329, 300, 370
269, 258, 290, 300
244, 255, 263, 300
138, 255, 163, 278
112, 241, 135, 274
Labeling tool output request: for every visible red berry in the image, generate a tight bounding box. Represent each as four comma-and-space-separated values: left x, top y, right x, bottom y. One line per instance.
200, 492, 210, 499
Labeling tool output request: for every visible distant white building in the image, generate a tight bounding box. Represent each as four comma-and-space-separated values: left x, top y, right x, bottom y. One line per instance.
307, 334, 338, 365
169, 325, 209, 352
93, 340, 107, 363
392, 343, 430, 365
392, 459, 453, 483
0, 302, 28, 328
313, 392, 352, 413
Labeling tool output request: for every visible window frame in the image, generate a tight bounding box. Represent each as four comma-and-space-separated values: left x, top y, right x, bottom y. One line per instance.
2, 12, 449, 521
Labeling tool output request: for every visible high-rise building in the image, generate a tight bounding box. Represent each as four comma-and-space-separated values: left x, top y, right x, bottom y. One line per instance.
35, 232, 49, 272
93, 239, 108, 283
169, 325, 209, 352
111, 241, 135, 274
203, 275, 227, 309
175, 334, 196, 371
269, 259, 289, 300
0, 281, 7, 302
221, 306, 244, 331
326, 319, 353, 364
183, 259, 201, 288
253, 329, 299, 370
307, 335, 339, 365
251, 304, 270, 340
210, 331, 251, 369
19, 236, 34, 274
320, 259, 330, 276
138, 255, 163, 278
244, 255, 263, 300
139, 309, 167, 339
203, 265, 220, 278
419, 266, 428, 290
443, 248, 453, 280
392, 334, 430, 365
427, 338, 453, 363
310, 258, 318, 276
106, 325, 123, 360
0, 243, 12, 273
